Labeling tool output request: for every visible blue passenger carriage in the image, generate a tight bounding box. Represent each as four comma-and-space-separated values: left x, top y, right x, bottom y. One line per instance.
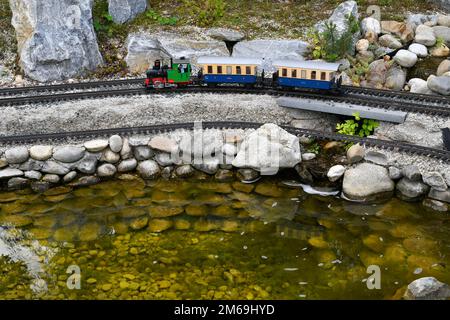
197, 56, 263, 86
273, 60, 342, 91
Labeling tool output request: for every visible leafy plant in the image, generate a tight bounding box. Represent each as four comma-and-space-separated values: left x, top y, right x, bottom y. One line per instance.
336, 112, 379, 138
435, 36, 445, 48
145, 10, 178, 26
306, 142, 321, 155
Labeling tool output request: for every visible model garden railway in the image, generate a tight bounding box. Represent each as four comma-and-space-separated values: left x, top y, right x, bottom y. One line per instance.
0, 121, 449, 162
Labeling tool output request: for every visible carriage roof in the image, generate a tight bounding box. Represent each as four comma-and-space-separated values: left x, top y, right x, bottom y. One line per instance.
273, 60, 341, 71
197, 56, 263, 66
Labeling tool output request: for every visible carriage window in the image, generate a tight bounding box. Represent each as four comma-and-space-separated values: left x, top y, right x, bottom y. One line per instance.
236, 66, 242, 75
282, 68, 288, 77
321, 72, 327, 80
217, 65, 223, 74
226, 66, 232, 74
246, 66, 252, 75
291, 69, 297, 78
301, 70, 307, 79
207, 65, 213, 74
311, 71, 317, 80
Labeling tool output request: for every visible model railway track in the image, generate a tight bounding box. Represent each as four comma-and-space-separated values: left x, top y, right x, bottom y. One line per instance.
0, 121, 449, 162
0, 78, 145, 96
0, 78, 449, 116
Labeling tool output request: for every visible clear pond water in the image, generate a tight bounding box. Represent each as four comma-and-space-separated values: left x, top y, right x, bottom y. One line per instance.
0, 175, 449, 300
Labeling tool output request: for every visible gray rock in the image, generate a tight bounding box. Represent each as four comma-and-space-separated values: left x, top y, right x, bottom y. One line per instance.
117, 158, 138, 172
367, 59, 390, 87
53, 146, 85, 163
432, 26, 450, 46
407, 14, 438, 30
137, 160, 160, 179
24, 170, 42, 180
193, 159, 220, 175
206, 28, 245, 42
428, 75, 450, 95
69, 175, 100, 187
232, 123, 302, 175
396, 178, 430, 201
347, 143, 366, 164
41, 161, 70, 175
437, 14, 450, 27
109, 135, 123, 153
133, 146, 154, 161
302, 153, 316, 161
84, 139, 109, 152
428, 188, 450, 203
423, 172, 447, 191
31, 181, 51, 193
63, 171, 77, 183
29, 145, 53, 161
404, 277, 450, 300
215, 169, 234, 182
415, 25, 436, 47
379, 34, 403, 49
403, 165, 422, 182
97, 163, 117, 177
0, 168, 24, 179
361, 17, 381, 36
155, 152, 179, 167
174, 164, 195, 178
327, 165, 346, 182
364, 151, 388, 166
129, 136, 150, 147
315, 1, 360, 53
120, 138, 133, 159
393, 50, 418, 68
408, 78, 433, 94
108, 0, 147, 24
125, 34, 168, 74
342, 163, 394, 201
222, 143, 238, 157
388, 166, 403, 180
385, 65, 406, 91
237, 168, 260, 182
18, 159, 44, 171
8, 177, 29, 190
101, 148, 120, 164
42, 174, 60, 184
437, 60, 450, 77
9, 0, 103, 82
423, 198, 448, 212
232, 40, 309, 72
75, 153, 99, 174
5, 146, 29, 164
161, 166, 173, 179
408, 43, 428, 58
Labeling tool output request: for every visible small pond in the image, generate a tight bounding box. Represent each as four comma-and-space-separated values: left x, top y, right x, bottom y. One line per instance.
0, 176, 449, 299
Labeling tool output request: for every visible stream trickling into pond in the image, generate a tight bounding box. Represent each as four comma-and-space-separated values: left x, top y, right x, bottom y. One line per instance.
0, 175, 449, 299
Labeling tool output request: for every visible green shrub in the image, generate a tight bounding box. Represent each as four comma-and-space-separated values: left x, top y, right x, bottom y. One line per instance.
309, 14, 360, 62
145, 10, 178, 26
181, 0, 226, 27
336, 112, 379, 138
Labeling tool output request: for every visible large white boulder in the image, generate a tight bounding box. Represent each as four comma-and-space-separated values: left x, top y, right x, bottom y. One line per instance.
232, 124, 301, 175
9, 0, 102, 82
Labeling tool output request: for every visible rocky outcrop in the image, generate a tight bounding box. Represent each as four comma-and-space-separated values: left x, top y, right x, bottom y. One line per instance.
108, 0, 147, 24
9, 0, 103, 82
232, 40, 309, 72
342, 163, 394, 202
232, 124, 301, 174
404, 277, 450, 300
